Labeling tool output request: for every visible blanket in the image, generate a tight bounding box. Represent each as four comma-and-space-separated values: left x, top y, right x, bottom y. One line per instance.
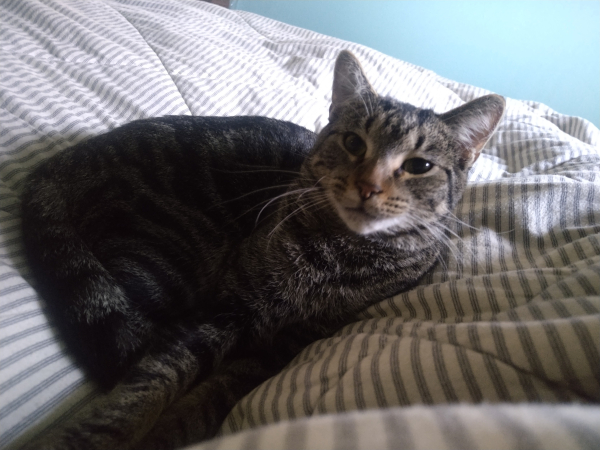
1, 1, 598, 448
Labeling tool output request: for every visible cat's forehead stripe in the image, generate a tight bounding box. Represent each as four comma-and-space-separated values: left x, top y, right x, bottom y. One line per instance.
365, 115, 376, 132
415, 135, 425, 149
349, 97, 439, 157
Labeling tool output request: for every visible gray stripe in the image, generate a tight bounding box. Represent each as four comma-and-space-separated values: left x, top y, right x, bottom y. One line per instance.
570, 319, 600, 392
486, 405, 543, 450
416, 288, 432, 320
410, 335, 433, 404
332, 413, 358, 450
0, 309, 45, 329
335, 334, 357, 413
434, 406, 478, 449
468, 324, 511, 401
256, 375, 275, 426
0, 379, 93, 449
285, 363, 304, 420
0, 323, 50, 348
241, 374, 261, 429
449, 325, 483, 402
491, 320, 541, 401
545, 407, 600, 450
448, 280, 465, 318
0, 351, 64, 393
270, 358, 287, 423
315, 339, 342, 414
0, 338, 58, 370
432, 284, 448, 319
283, 417, 307, 450
389, 337, 410, 406
301, 353, 317, 416
0, 364, 78, 420
0, 295, 38, 315
369, 333, 389, 408
351, 333, 370, 409
430, 337, 459, 402
382, 408, 414, 449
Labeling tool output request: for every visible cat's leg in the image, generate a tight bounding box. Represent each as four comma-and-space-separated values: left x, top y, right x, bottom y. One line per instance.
134, 356, 283, 450
26, 321, 240, 450
135, 323, 329, 450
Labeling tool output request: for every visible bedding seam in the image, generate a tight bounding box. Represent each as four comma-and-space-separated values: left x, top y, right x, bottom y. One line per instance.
104, 3, 192, 116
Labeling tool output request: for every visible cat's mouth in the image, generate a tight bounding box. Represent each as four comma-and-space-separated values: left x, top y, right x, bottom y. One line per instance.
329, 191, 403, 235
335, 200, 412, 235
338, 205, 393, 235
344, 206, 377, 219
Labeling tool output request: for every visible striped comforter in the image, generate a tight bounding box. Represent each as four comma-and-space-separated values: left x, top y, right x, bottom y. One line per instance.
1, 1, 599, 449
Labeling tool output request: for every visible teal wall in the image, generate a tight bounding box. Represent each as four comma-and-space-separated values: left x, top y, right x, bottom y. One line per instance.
232, 1, 600, 127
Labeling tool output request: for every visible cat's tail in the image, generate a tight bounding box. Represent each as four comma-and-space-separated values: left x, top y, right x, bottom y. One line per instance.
21, 173, 151, 388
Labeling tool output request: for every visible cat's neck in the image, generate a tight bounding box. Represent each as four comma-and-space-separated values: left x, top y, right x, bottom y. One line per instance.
237, 193, 440, 331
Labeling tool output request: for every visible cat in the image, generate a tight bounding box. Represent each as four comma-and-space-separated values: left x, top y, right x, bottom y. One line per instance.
20, 50, 505, 450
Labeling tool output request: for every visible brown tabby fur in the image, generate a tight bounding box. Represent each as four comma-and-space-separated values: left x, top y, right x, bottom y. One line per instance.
21, 51, 505, 449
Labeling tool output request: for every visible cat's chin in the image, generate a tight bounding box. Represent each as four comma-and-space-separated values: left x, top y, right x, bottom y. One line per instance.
337, 206, 406, 236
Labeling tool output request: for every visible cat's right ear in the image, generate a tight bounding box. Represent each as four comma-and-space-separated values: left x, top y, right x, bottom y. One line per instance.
440, 94, 506, 167
330, 51, 376, 120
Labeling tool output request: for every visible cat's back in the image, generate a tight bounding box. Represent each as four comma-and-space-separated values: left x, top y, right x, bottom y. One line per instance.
23, 115, 316, 231
22, 114, 317, 275
19, 115, 316, 385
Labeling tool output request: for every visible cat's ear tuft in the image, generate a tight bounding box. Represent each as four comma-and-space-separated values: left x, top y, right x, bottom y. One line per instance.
440, 94, 506, 167
330, 51, 376, 119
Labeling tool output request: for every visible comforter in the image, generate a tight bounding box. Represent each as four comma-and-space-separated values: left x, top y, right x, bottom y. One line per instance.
1, 1, 598, 449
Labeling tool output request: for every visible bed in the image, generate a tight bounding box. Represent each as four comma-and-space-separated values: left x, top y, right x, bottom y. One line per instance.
1, 1, 599, 449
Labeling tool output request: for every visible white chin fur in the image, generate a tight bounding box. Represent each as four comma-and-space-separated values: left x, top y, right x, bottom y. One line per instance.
336, 205, 410, 235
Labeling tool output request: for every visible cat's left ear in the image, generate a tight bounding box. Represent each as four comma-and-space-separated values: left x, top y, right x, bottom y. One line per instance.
440, 94, 506, 167
330, 50, 376, 120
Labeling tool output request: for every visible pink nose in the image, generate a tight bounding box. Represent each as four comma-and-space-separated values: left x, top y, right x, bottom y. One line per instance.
356, 180, 383, 200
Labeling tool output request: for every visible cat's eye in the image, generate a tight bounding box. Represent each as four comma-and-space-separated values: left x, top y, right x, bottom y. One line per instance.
401, 158, 434, 175
343, 133, 367, 157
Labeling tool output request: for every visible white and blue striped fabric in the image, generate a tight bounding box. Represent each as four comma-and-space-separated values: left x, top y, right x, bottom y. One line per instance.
1, 1, 598, 449
200, 404, 600, 450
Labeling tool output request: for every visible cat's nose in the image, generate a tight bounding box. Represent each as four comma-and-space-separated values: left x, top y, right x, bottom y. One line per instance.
356, 180, 383, 200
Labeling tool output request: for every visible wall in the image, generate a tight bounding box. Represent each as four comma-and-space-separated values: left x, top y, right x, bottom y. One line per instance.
232, 0, 600, 127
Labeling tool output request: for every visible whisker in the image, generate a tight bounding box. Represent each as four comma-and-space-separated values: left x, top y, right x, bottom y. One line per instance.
408, 218, 450, 272
444, 212, 481, 233
494, 138, 564, 146
228, 192, 296, 224
256, 191, 330, 228
210, 167, 302, 177
255, 187, 319, 226
412, 213, 465, 266
209, 161, 302, 173
444, 212, 516, 236
208, 183, 295, 210
365, 89, 375, 116
267, 196, 331, 248
425, 224, 459, 265
432, 219, 464, 242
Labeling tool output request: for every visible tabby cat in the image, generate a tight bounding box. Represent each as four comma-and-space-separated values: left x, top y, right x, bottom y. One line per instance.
21, 51, 505, 449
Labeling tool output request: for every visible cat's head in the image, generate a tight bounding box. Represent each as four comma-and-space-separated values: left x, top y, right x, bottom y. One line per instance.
307, 50, 505, 236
